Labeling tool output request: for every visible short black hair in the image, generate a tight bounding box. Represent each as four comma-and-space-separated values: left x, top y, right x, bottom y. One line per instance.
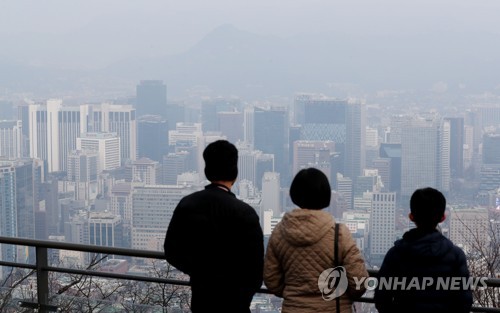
410, 187, 446, 230
290, 168, 331, 210
203, 140, 238, 182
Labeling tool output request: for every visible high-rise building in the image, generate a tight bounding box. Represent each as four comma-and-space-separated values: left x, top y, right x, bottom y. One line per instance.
162, 151, 191, 185
38, 180, 59, 237
371, 158, 391, 192
444, 117, 464, 178
292, 140, 335, 176
388, 115, 412, 144
29, 100, 82, 173
254, 107, 288, 181
256, 153, 274, 191
0, 159, 43, 267
136, 80, 167, 118
131, 157, 161, 185
336, 173, 353, 211
0, 120, 23, 158
243, 107, 254, 144
463, 125, 474, 170
401, 116, 450, 199
0, 163, 17, 269
137, 115, 169, 162
261, 172, 281, 217
379, 143, 401, 193
77, 132, 121, 172
218, 111, 244, 143
82, 103, 137, 164
449, 207, 489, 251
88, 211, 124, 249
17, 103, 30, 156
66, 150, 99, 202
479, 133, 500, 192
168, 122, 203, 147
131, 185, 199, 251
482, 133, 500, 164
237, 145, 275, 190
294, 95, 365, 180
201, 97, 240, 132
369, 192, 396, 265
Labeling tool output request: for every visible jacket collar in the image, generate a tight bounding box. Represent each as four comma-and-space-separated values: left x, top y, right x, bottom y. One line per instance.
205, 183, 236, 197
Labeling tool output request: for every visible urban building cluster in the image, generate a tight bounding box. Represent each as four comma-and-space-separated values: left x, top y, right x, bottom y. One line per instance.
0, 79, 499, 281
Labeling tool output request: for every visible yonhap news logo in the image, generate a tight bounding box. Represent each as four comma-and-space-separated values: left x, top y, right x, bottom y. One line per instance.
318, 266, 489, 300
318, 266, 349, 301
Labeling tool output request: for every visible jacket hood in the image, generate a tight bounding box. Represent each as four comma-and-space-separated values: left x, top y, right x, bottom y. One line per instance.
394, 228, 454, 259
279, 209, 334, 246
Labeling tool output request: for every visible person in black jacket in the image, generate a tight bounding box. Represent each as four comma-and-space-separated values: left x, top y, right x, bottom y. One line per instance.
374, 187, 473, 313
164, 140, 264, 313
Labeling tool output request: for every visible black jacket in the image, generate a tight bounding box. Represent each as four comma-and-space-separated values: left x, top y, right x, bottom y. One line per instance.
374, 228, 473, 313
164, 183, 264, 313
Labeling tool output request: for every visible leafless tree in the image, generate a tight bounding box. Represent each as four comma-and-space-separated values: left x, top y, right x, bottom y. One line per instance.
456, 211, 500, 309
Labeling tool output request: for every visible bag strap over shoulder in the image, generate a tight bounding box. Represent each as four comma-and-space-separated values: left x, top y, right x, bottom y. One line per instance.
334, 223, 341, 312
334, 223, 340, 267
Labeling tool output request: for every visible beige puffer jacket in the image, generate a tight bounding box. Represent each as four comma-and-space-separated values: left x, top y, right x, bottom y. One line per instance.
264, 209, 368, 313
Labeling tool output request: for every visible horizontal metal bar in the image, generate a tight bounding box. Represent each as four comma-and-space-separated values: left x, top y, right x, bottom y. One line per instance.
18, 301, 59, 312
0, 236, 498, 312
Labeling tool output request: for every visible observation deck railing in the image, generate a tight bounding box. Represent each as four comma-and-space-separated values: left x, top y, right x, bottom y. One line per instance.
0, 236, 497, 312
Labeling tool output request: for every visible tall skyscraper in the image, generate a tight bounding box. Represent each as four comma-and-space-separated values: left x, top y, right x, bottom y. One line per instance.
480, 133, 500, 192
482, 133, 500, 164
136, 80, 167, 118
292, 140, 335, 176
254, 106, 288, 181
218, 111, 244, 143
261, 172, 281, 217
379, 143, 401, 193
162, 152, 190, 185
444, 117, 464, 178
0, 159, 42, 267
82, 103, 137, 164
236, 144, 275, 190
371, 158, 391, 192
17, 103, 30, 156
137, 115, 169, 162
29, 100, 82, 173
294, 95, 365, 180
0, 163, 17, 268
336, 173, 353, 211
401, 116, 450, 199
131, 185, 198, 251
66, 150, 99, 201
369, 192, 396, 266
201, 97, 240, 132
0, 120, 23, 158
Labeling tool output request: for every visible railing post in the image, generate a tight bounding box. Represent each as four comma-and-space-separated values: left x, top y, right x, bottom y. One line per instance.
36, 246, 50, 313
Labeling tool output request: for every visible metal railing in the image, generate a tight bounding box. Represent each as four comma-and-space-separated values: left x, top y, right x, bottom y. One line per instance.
0, 236, 498, 312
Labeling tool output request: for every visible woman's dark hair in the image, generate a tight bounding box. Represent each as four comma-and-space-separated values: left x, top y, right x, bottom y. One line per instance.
290, 168, 331, 210
203, 140, 238, 182
410, 187, 446, 230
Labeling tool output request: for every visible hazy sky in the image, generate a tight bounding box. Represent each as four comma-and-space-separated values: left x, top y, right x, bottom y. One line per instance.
2, 0, 500, 62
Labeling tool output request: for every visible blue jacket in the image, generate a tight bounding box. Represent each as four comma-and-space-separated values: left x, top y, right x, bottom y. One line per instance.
374, 228, 473, 313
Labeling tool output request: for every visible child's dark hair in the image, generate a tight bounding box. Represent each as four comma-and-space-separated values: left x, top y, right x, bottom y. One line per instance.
290, 168, 331, 210
410, 187, 446, 230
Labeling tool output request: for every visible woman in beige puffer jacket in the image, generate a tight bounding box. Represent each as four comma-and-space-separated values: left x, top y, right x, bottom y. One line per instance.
264, 168, 369, 313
